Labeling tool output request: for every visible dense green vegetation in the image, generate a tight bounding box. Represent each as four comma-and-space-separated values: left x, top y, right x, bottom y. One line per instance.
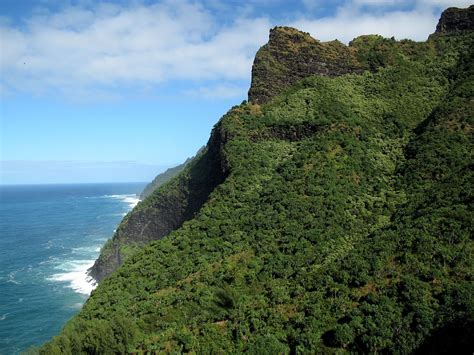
139, 160, 189, 200
89, 140, 226, 282
40, 15, 472, 354
140, 149, 204, 200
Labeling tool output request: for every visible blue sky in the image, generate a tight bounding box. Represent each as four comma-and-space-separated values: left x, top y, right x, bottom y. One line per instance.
0, 0, 471, 184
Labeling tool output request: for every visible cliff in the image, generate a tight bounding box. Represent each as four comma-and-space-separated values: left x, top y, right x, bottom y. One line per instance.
247, 26, 363, 104
248, 5, 474, 105
42, 6, 473, 354
140, 160, 190, 200
89, 129, 228, 281
139, 147, 206, 200
435, 5, 474, 34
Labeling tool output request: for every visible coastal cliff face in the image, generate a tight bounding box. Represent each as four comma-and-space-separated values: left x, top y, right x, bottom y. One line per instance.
89, 123, 229, 282
139, 159, 190, 200
43, 6, 473, 354
435, 5, 474, 34
139, 147, 205, 200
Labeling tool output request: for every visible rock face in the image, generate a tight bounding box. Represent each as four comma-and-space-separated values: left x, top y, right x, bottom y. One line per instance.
248, 26, 363, 104
88, 123, 230, 282
249, 6, 474, 105
435, 5, 474, 34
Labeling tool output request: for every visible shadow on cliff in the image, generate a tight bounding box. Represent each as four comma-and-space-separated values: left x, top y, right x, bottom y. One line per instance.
88, 122, 230, 282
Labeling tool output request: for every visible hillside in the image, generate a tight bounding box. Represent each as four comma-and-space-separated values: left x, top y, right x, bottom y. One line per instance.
41, 6, 473, 354
139, 147, 205, 201
140, 159, 191, 201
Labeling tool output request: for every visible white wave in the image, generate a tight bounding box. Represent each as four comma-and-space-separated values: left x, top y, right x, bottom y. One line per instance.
7, 272, 20, 285
102, 194, 140, 209
44, 239, 54, 249
47, 259, 97, 295
72, 245, 101, 254
123, 196, 140, 209
110, 212, 127, 217
43, 192, 140, 296
0, 313, 8, 321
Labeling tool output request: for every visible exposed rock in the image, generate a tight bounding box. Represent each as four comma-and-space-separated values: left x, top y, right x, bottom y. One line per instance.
248, 26, 363, 104
435, 5, 474, 35
88, 123, 230, 282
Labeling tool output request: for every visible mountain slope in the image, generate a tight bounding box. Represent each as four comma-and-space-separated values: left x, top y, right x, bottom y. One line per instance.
140, 158, 192, 201
41, 6, 473, 354
88, 138, 228, 281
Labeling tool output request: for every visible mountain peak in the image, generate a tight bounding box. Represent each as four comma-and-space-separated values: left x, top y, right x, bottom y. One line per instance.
248, 27, 362, 104
435, 5, 474, 34
268, 26, 318, 46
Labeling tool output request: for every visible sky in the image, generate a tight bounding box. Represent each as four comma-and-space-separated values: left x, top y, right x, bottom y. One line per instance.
0, 0, 471, 184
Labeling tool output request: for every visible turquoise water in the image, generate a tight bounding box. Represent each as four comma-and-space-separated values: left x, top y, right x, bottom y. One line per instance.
0, 183, 145, 354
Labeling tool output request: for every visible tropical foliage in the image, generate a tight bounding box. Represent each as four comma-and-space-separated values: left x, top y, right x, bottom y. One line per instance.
40, 25, 473, 354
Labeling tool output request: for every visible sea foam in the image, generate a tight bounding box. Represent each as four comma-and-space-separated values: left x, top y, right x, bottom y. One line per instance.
48, 260, 97, 295
103, 194, 140, 208
0, 182, 146, 353
46, 193, 139, 295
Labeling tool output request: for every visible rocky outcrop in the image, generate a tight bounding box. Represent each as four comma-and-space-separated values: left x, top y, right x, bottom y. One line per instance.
249, 6, 474, 105
248, 27, 363, 104
435, 5, 474, 35
89, 123, 230, 282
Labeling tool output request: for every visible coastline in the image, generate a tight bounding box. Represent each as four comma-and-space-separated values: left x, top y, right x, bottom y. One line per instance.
49, 194, 141, 296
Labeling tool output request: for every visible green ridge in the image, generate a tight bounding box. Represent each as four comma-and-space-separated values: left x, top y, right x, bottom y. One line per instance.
39, 6, 473, 354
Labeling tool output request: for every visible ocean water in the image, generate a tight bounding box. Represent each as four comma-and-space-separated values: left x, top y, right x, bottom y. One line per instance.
0, 182, 146, 354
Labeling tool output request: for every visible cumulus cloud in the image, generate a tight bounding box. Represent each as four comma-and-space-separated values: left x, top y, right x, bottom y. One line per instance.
292, 8, 436, 42
295, 0, 473, 42
0, 0, 467, 100
0, 0, 270, 98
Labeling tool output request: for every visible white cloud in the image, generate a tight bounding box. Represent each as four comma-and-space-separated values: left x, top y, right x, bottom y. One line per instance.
292, 9, 437, 42
417, 0, 472, 6
301, 0, 332, 9
293, 0, 470, 42
0, 0, 270, 99
352, 0, 472, 7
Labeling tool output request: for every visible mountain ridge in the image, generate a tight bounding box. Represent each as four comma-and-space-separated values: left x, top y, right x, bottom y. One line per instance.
40, 5, 473, 353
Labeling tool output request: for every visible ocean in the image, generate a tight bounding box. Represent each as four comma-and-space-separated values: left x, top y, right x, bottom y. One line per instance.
0, 182, 146, 354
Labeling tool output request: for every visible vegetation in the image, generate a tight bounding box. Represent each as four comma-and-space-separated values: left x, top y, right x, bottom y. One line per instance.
140, 148, 205, 200
139, 160, 189, 200
40, 13, 472, 354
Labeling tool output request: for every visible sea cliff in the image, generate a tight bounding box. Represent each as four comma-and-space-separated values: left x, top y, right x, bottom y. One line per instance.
43, 6, 473, 353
